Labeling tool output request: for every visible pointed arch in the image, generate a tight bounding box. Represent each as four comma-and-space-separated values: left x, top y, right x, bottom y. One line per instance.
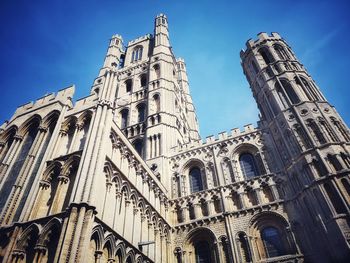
17, 114, 41, 137
249, 212, 296, 259
0, 125, 17, 162
125, 249, 135, 263
42, 110, 60, 129
16, 223, 41, 251
115, 242, 126, 263
258, 47, 275, 65
90, 224, 104, 252
121, 182, 132, 200
103, 234, 116, 260
38, 217, 62, 245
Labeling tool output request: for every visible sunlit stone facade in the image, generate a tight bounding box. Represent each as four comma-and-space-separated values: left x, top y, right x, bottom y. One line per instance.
0, 14, 349, 263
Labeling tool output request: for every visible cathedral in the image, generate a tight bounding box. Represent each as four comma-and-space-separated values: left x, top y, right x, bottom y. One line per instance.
0, 14, 349, 263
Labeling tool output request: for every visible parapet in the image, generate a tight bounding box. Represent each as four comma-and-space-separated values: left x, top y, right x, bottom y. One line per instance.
172, 124, 259, 153
12, 85, 75, 118
177, 58, 185, 63
127, 34, 152, 46
111, 34, 123, 40
240, 32, 283, 59
156, 13, 167, 19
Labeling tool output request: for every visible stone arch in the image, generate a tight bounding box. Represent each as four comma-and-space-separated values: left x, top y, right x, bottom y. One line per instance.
273, 43, 290, 60
221, 157, 235, 184
248, 211, 296, 260
41, 110, 60, 129
42, 161, 63, 181
37, 217, 62, 244
17, 114, 42, 137
181, 158, 207, 194
0, 116, 42, 218
58, 115, 77, 155
112, 172, 122, 192
125, 249, 135, 263
137, 198, 146, 215
102, 234, 116, 261
0, 125, 17, 163
183, 227, 219, 263
232, 143, 265, 180
61, 115, 77, 132
104, 161, 114, 183
136, 103, 147, 123
75, 110, 92, 150
144, 206, 152, 222
90, 224, 104, 251
129, 191, 139, 208
135, 254, 144, 263
87, 224, 104, 262
115, 242, 126, 263
120, 182, 131, 200
0, 125, 18, 142
77, 110, 93, 126
258, 46, 275, 65
236, 231, 252, 262
51, 154, 80, 213
30, 161, 63, 218
16, 223, 41, 251
37, 217, 62, 262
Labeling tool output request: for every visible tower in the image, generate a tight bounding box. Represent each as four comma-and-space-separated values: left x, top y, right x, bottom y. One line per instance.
241, 32, 350, 262
110, 14, 200, 190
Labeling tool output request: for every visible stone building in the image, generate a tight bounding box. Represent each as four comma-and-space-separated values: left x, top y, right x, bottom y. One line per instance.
0, 14, 349, 263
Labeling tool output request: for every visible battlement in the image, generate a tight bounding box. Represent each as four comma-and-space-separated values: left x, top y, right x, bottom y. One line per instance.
111, 34, 123, 40
172, 124, 258, 153
127, 34, 152, 46
156, 13, 167, 19
177, 58, 185, 64
12, 85, 75, 118
240, 32, 282, 58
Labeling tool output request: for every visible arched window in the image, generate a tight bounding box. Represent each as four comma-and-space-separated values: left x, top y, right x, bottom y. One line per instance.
238, 233, 251, 262
327, 154, 342, 172
259, 48, 274, 65
0, 121, 39, 211
140, 74, 147, 87
331, 117, 350, 142
324, 183, 347, 214
261, 227, 286, 258
341, 178, 350, 197
15, 114, 59, 221
131, 46, 143, 62
133, 138, 143, 158
189, 167, 204, 193
153, 64, 160, 79
295, 77, 318, 101
280, 80, 300, 104
195, 241, 211, 263
239, 153, 259, 178
0, 128, 16, 163
125, 79, 132, 93
137, 104, 146, 123
307, 120, 326, 144
120, 109, 129, 129
294, 124, 312, 149
273, 44, 290, 60
275, 82, 289, 109
153, 94, 160, 112
251, 60, 259, 74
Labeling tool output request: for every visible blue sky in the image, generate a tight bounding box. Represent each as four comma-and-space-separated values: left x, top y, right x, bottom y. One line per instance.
0, 0, 349, 138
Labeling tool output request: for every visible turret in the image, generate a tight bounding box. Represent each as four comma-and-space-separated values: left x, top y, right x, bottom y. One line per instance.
241, 32, 350, 262
99, 34, 124, 76
154, 14, 170, 47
